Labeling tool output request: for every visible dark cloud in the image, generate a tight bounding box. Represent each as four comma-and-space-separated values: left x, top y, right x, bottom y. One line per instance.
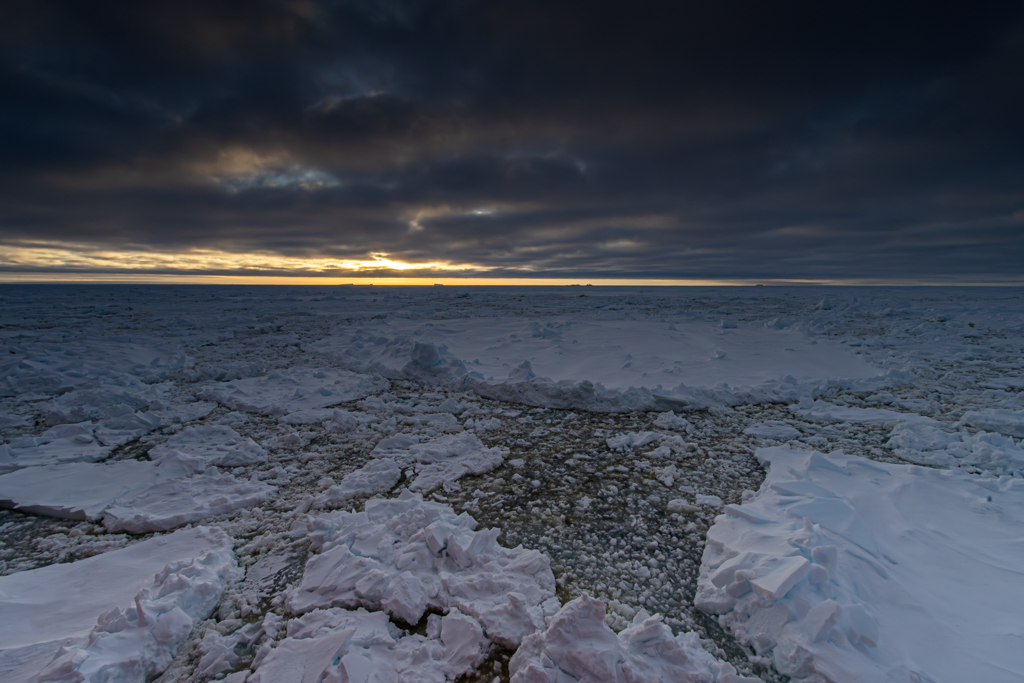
1, 0, 1023, 280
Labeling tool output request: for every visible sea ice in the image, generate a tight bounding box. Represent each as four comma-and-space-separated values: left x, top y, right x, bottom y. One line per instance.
696, 445, 1024, 682
289, 491, 561, 648
368, 431, 507, 493
0, 454, 202, 521
147, 424, 266, 467
247, 607, 488, 683
742, 421, 801, 440
960, 408, 1024, 438
198, 367, 381, 416
310, 314, 886, 412
888, 423, 1024, 475
101, 469, 276, 533
509, 594, 759, 683
790, 400, 940, 426
0, 526, 238, 683
0, 453, 273, 531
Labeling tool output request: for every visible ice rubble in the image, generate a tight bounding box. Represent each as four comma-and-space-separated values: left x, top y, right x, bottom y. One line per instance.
695, 446, 1024, 682
197, 367, 381, 415
1, 338, 186, 400
253, 493, 750, 683
317, 432, 507, 506
0, 526, 237, 683
510, 594, 759, 683
0, 453, 274, 532
886, 422, 1024, 475
289, 491, 560, 647
247, 607, 489, 683
959, 408, 1024, 438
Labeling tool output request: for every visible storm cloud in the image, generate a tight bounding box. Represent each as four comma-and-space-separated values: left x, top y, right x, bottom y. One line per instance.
1, 0, 1022, 280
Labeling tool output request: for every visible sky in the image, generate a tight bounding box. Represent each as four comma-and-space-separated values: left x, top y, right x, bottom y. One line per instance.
1, 1, 1023, 284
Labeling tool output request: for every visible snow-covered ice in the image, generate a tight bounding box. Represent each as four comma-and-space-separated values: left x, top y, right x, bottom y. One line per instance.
3, 284, 1024, 683
0, 454, 203, 521
197, 367, 381, 415
742, 422, 801, 441
0, 526, 237, 683
0, 453, 274, 531
101, 469, 276, 533
510, 594, 759, 683
147, 424, 266, 467
696, 446, 1024, 682
290, 491, 560, 647
247, 607, 488, 683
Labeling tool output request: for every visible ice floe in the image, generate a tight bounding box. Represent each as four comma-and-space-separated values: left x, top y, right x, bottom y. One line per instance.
0, 453, 274, 531
742, 421, 801, 440
887, 422, 1024, 475
0, 526, 237, 683
197, 367, 381, 415
696, 445, 1024, 682
317, 431, 507, 506
790, 399, 940, 425
147, 424, 266, 467
101, 469, 276, 533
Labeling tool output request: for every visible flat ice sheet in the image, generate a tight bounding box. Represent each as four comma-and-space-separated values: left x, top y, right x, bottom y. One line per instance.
198, 367, 381, 415
0, 526, 237, 682
0, 454, 271, 531
148, 424, 266, 467
696, 446, 1024, 683
311, 315, 885, 405
0, 454, 200, 521
102, 469, 276, 533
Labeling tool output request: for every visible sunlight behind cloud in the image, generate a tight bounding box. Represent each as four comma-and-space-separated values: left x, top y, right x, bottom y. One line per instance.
0, 242, 485, 274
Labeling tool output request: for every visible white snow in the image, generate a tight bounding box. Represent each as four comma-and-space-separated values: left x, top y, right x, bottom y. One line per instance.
290, 490, 561, 648
696, 445, 1024, 682
510, 594, 759, 683
197, 367, 380, 415
0, 526, 237, 683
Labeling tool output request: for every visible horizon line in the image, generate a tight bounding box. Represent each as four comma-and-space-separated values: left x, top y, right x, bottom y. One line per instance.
1, 272, 1023, 287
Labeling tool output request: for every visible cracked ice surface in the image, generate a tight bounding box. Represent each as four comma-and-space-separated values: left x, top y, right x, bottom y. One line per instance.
1, 285, 1024, 683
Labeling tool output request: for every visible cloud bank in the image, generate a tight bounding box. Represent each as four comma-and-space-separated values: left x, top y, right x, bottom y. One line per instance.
1, 1, 1022, 281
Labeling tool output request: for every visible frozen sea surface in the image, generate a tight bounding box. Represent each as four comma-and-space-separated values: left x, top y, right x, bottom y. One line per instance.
0, 284, 1022, 682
